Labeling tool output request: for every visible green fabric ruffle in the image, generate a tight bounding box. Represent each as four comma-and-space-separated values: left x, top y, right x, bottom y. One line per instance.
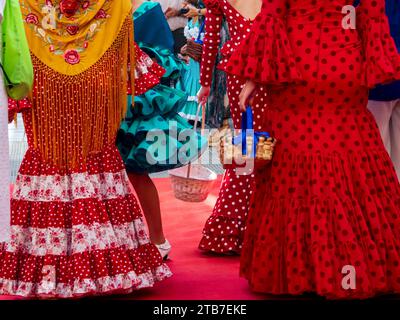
118, 85, 207, 173
139, 43, 188, 80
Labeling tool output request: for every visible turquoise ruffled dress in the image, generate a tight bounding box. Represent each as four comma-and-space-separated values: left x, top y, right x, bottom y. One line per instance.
117, 3, 207, 174
176, 19, 204, 121
139, 43, 187, 82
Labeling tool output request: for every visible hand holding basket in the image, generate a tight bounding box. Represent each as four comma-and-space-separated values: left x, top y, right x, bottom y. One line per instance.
219, 106, 277, 169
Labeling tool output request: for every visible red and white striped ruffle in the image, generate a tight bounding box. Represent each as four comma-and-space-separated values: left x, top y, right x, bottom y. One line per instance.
0, 145, 171, 298
6, 219, 149, 255
13, 171, 131, 202
0, 255, 171, 298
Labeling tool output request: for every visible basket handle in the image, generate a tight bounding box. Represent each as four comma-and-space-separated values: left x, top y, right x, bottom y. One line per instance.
232, 106, 272, 158
195, 20, 206, 44
186, 102, 206, 179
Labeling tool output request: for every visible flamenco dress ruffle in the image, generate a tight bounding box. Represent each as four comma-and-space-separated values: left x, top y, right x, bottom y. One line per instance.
358, 10, 400, 88
226, 3, 400, 299
7, 98, 31, 123
176, 57, 202, 121
198, 0, 259, 255
0, 31, 172, 298
118, 86, 206, 174
0, 112, 171, 298
139, 43, 188, 82
224, 9, 302, 85
118, 45, 206, 174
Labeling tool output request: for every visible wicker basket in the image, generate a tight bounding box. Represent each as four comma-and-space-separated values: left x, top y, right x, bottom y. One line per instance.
219, 107, 277, 169
169, 103, 217, 202
186, 39, 203, 62
169, 164, 217, 202
220, 134, 277, 169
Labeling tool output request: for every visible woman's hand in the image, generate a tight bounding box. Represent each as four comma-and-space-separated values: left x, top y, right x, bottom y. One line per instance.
182, 1, 205, 18
165, 7, 179, 19
184, 6, 200, 18
239, 80, 257, 111
180, 44, 188, 55
197, 86, 211, 106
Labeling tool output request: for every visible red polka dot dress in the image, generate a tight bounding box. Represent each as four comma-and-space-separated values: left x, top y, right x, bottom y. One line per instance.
198, 0, 268, 254
0, 43, 171, 298
7, 99, 31, 123
226, 0, 400, 298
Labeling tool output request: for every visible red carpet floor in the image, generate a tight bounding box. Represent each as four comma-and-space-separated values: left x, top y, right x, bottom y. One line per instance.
3, 179, 400, 300
124, 177, 264, 300
1, 177, 264, 300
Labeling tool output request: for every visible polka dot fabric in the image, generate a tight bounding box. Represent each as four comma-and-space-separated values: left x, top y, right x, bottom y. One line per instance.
7, 98, 31, 123
357, 0, 400, 87
198, 0, 268, 254
227, 0, 400, 299
0, 45, 172, 299
134, 42, 165, 96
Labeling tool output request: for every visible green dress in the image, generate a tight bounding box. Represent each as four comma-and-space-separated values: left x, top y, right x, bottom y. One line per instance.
117, 3, 206, 174
176, 19, 203, 121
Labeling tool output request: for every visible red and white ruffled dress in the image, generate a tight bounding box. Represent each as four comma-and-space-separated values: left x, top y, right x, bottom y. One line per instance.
226, 0, 400, 299
199, 0, 268, 255
0, 45, 171, 298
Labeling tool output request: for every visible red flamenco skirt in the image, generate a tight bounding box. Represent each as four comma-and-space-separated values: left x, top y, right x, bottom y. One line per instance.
0, 136, 171, 298
241, 84, 400, 299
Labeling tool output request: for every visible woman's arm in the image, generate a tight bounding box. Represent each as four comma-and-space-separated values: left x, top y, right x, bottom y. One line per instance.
132, 0, 144, 12
356, 0, 400, 87
198, 0, 223, 104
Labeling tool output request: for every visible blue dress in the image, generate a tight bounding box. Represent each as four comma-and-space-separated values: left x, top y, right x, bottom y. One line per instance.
176, 19, 204, 121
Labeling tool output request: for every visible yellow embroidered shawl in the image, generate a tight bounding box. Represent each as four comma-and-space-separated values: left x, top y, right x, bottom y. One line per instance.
19, 0, 135, 169
20, 0, 132, 75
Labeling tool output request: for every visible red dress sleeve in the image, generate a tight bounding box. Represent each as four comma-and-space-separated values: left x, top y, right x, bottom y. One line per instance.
8, 98, 31, 123
134, 42, 166, 96
200, 0, 223, 87
225, 0, 301, 85
357, 0, 400, 88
